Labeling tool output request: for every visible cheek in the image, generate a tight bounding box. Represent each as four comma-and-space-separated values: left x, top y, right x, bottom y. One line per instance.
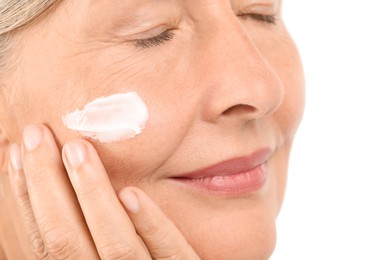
11, 43, 198, 188
86, 87, 199, 189
268, 144, 293, 215
9, 85, 76, 143
277, 60, 305, 140
87, 62, 202, 187
270, 40, 305, 140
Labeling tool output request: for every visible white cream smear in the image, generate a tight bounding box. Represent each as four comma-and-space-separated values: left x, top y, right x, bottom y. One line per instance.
62, 92, 149, 143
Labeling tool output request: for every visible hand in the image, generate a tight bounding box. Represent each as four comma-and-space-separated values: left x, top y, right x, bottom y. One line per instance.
4, 124, 200, 259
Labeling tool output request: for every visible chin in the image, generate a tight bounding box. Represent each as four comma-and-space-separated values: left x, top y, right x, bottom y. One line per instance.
194, 221, 277, 260
179, 208, 276, 260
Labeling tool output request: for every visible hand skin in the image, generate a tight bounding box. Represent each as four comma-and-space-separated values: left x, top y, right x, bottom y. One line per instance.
0, 124, 200, 259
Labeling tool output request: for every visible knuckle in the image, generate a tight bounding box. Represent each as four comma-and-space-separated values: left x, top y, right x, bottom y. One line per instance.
153, 245, 184, 260
24, 215, 48, 259
138, 222, 194, 260
9, 174, 28, 199
76, 180, 103, 200
140, 226, 182, 259
140, 217, 164, 238
156, 244, 198, 260
42, 225, 79, 259
24, 163, 55, 186
99, 243, 136, 260
31, 236, 48, 260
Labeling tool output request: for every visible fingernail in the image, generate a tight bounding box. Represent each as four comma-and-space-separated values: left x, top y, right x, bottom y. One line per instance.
10, 144, 23, 170
23, 125, 43, 151
64, 142, 86, 168
121, 189, 140, 214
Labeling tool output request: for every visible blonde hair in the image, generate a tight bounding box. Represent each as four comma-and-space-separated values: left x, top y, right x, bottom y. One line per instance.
0, 0, 59, 76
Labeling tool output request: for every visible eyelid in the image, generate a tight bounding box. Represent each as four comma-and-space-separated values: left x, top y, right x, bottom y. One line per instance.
237, 3, 279, 25
238, 2, 279, 17
239, 13, 277, 24
131, 25, 171, 41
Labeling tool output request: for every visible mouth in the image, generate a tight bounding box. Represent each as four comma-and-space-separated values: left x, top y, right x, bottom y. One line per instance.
169, 149, 271, 196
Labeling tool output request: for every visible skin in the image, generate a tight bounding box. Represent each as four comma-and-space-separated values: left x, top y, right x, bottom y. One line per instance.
0, 0, 305, 259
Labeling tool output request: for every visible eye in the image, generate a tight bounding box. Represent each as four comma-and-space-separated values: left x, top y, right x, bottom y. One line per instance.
134, 30, 175, 49
238, 13, 277, 25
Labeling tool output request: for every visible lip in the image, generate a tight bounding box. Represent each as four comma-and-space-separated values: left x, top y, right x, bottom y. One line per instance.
170, 149, 271, 196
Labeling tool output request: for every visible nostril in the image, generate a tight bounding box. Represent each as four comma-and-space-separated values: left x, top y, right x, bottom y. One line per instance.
221, 104, 257, 117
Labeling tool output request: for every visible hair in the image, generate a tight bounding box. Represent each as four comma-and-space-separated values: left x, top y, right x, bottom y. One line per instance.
0, 0, 59, 77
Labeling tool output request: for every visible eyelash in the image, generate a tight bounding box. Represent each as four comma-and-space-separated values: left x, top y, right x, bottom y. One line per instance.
134, 14, 276, 49
135, 30, 175, 49
243, 14, 277, 25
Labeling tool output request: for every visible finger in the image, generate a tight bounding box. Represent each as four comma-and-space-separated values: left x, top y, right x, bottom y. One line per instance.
0, 146, 29, 260
119, 187, 200, 260
8, 143, 47, 258
21, 125, 99, 259
62, 139, 151, 260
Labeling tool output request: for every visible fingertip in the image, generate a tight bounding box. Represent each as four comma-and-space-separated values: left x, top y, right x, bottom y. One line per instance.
7, 154, 28, 199
22, 124, 60, 157
119, 187, 141, 214
9, 143, 23, 171
23, 125, 43, 151
63, 141, 87, 168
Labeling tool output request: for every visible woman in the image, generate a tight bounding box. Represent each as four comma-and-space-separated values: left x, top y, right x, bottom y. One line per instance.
0, 0, 305, 259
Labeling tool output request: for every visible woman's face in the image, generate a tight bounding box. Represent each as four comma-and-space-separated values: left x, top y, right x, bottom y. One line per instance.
1, 0, 304, 258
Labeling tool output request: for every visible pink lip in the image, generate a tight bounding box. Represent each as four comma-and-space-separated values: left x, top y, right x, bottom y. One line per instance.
170, 149, 271, 196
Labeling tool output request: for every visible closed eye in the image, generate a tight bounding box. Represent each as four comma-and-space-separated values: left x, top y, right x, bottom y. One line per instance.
135, 30, 175, 49
239, 13, 277, 25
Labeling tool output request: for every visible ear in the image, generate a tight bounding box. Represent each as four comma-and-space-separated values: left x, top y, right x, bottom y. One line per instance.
0, 86, 11, 173
0, 126, 9, 174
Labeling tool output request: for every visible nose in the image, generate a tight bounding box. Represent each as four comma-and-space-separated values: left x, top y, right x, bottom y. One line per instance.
196, 16, 284, 124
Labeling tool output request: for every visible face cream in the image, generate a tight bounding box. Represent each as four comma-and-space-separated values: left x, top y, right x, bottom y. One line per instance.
62, 92, 149, 143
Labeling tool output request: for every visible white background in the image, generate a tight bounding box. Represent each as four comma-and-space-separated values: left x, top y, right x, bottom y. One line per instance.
272, 0, 390, 259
